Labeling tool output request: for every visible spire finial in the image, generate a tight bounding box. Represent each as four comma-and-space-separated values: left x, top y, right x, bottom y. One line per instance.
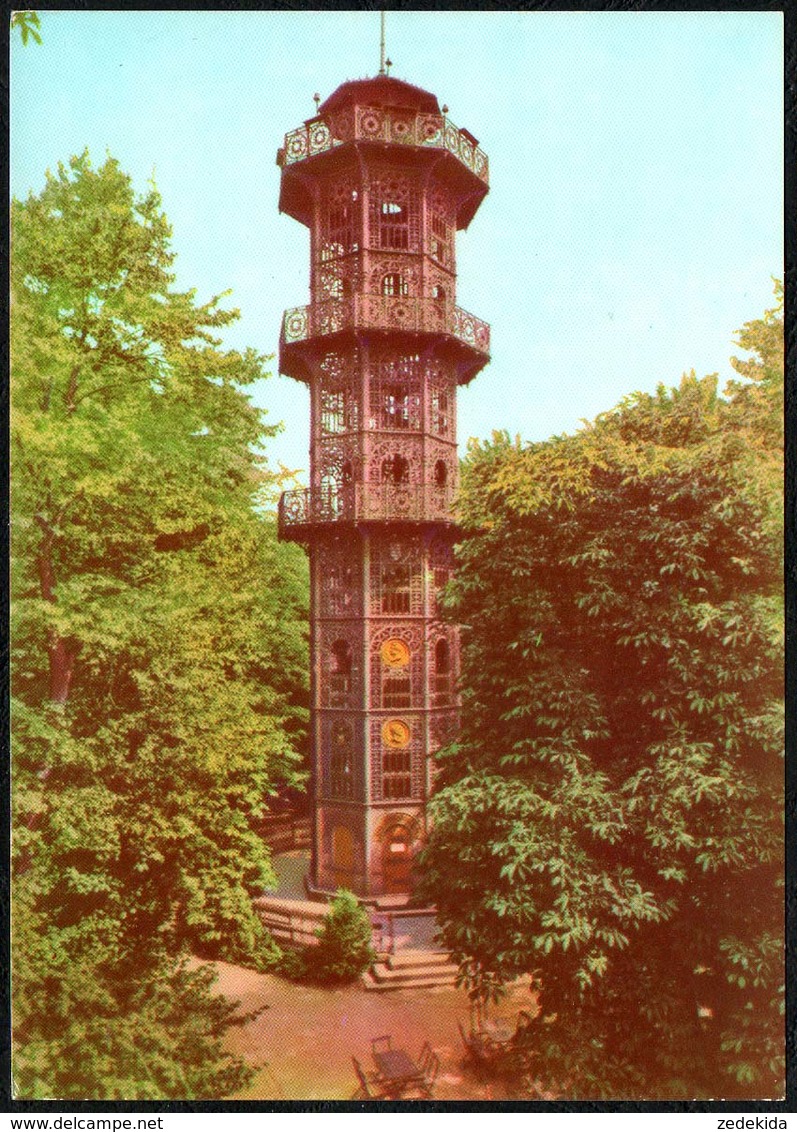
379, 10, 386, 75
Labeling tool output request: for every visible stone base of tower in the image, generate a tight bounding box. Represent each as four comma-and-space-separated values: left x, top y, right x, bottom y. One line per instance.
312, 802, 425, 901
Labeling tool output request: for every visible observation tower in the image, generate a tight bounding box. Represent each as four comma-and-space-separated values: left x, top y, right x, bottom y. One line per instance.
276, 68, 489, 899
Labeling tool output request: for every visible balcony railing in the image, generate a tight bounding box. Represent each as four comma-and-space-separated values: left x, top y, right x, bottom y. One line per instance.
281, 296, 490, 356
279, 482, 458, 531
280, 107, 489, 185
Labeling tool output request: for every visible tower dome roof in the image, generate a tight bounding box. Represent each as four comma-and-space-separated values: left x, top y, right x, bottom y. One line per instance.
319, 74, 441, 116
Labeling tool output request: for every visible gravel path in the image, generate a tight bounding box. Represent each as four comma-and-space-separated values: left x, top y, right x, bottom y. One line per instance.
211, 959, 533, 1101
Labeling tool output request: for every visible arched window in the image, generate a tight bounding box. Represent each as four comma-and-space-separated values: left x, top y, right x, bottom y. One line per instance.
432, 284, 446, 301
329, 639, 352, 706
434, 460, 448, 488
381, 454, 410, 485
329, 723, 353, 798
382, 273, 408, 298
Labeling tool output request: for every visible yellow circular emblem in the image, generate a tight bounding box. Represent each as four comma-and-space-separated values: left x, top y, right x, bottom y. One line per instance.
382, 719, 411, 749
381, 638, 410, 668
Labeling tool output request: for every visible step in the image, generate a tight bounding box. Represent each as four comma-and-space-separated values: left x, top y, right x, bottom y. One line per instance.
372, 962, 459, 985
361, 968, 459, 992
386, 949, 453, 971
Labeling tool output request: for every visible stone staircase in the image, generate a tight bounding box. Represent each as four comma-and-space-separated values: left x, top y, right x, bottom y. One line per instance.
362, 948, 460, 992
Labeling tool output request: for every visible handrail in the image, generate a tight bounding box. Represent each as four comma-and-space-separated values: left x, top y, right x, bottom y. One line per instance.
281, 296, 489, 355
279, 108, 489, 185
279, 482, 459, 529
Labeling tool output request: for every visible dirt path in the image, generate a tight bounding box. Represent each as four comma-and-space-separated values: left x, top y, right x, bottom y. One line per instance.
210, 960, 533, 1101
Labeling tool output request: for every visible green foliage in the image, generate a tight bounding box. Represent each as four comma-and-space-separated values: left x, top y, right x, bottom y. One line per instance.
310, 890, 376, 983
420, 288, 783, 1099
11, 10, 41, 45
11, 152, 310, 1097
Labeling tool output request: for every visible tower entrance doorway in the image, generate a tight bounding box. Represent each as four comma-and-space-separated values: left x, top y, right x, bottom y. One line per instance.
331, 825, 354, 889
381, 820, 413, 894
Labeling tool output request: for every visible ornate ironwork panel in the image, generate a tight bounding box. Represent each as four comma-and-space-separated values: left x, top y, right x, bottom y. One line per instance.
281, 298, 490, 356
426, 365, 457, 439
318, 537, 364, 618
280, 108, 489, 187
318, 622, 363, 708
367, 351, 423, 431
369, 539, 424, 617
368, 623, 424, 712
369, 715, 424, 801
368, 167, 421, 253
319, 712, 364, 800
317, 174, 361, 262
429, 535, 456, 616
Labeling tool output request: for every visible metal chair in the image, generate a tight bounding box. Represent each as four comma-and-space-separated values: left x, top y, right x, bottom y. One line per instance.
420, 1049, 440, 1096
458, 1020, 496, 1066
351, 1057, 385, 1100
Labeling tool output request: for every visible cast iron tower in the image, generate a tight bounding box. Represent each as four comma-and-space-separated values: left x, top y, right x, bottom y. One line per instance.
277, 72, 489, 899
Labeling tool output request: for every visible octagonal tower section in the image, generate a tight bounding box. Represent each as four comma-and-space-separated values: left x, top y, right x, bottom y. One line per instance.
276, 73, 489, 901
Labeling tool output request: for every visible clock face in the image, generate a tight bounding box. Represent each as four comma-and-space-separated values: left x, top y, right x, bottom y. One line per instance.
382, 719, 411, 749
381, 638, 410, 668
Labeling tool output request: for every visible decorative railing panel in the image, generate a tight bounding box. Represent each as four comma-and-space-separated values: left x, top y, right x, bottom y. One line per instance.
281, 109, 489, 185
279, 482, 458, 529
282, 298, 489, 355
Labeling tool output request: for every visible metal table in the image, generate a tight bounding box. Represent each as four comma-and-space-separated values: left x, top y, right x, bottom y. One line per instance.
373, 1048, 424, 1095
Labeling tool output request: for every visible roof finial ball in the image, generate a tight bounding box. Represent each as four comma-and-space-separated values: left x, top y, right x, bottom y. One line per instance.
385, 57, 393, 76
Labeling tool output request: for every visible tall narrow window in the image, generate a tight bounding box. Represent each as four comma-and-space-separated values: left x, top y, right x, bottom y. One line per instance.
320, 388, 345, 434
430, 213, 451, 265
329, 639, 352, 706
382, 747, 411, 798
322, 191, 359, 260
434, 637, 452, 705
379, 200, 409, 250
329, 722, 353, 798
382, 387, 410, 429
325, 561, 354, 616
434, 460, 448, 488
431, 387, 450, 436
381, 563, 411, 615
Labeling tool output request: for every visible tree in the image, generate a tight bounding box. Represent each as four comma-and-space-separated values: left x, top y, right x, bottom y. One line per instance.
11, 10, 41, 45
311, 890, 376, 983
11, 153, 309, 1097
419, 289, 783, 1099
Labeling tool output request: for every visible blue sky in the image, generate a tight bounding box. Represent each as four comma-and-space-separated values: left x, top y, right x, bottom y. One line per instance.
11, 10, 783, 481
